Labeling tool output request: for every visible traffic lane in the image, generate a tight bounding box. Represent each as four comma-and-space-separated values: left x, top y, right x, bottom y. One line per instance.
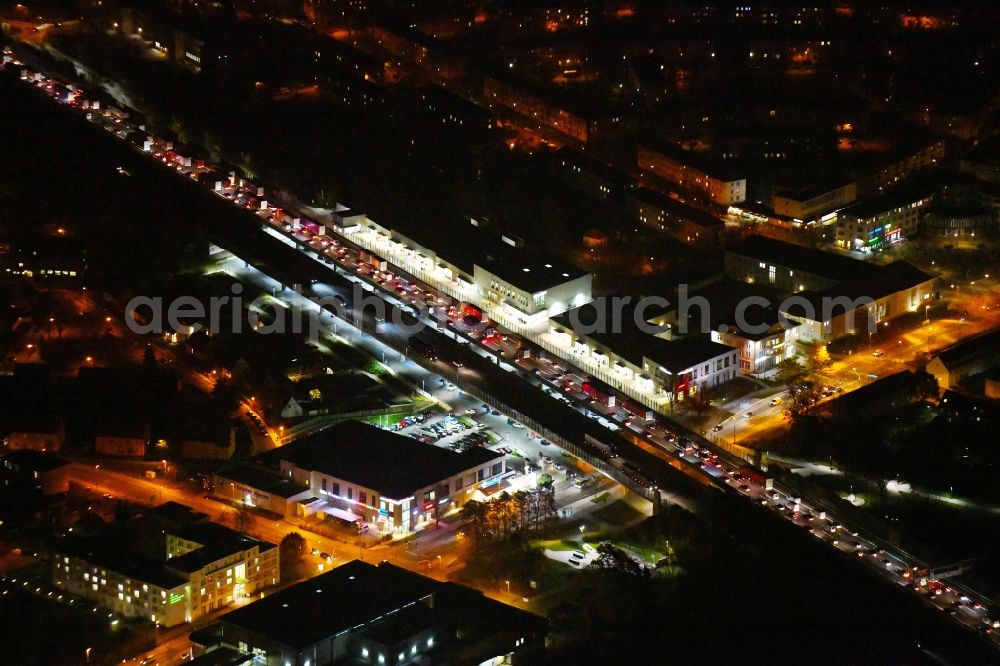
17, 61, 1000, 640
65, 465, 364, 565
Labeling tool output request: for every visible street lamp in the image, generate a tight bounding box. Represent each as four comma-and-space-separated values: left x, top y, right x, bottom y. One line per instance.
505, 580, 510, 594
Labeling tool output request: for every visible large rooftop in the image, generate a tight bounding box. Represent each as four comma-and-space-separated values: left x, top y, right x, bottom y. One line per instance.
727, 235, 883, 283
934, 328, 1000, 370
785, 261, 935, 318
257, 420, 502, 500
379, 211, 589, 294
553, 300, 734, 374
216, 560, 439, 650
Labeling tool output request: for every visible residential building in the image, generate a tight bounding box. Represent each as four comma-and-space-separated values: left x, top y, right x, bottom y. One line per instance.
418, 84, 494, 135
835, 185, 934, 251
191, 559, 547, 666
712, 317, 798, 376
551, 148, 635, 202
922, 205, 996, 238
95, 420, 149, 457
216, 420, 506, 535
958, 136, 1000, 184
483, 74, 623, 144
627, 187, 725, 246
869, 137, 946, 192
927, 329, 1000, 390
0, 449, 70, 495
637, 142, 746, 205
3, 415, 65, 452
53, 517, 278, 627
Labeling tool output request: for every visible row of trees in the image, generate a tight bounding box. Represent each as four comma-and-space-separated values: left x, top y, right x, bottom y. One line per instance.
461, 486, 557, 544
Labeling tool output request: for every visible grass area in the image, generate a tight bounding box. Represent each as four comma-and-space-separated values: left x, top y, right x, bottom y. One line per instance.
591, 491, 611, 504
533, 537, 589, 552
591, 500, 643, 526
484, 430, 501, 444
457, 415, 475, 428
616, 541, 664, 564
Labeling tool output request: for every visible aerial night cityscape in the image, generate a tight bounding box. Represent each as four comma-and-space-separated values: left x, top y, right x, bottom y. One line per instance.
1, 1, 999, 665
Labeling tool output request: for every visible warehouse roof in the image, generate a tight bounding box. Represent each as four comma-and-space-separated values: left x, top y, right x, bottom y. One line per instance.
217, 560, 438, 649
258, 420, 502, 500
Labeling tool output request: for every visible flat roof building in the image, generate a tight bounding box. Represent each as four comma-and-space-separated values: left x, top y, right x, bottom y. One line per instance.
548, 300, 739, 406
0, 449, 70, 495
770, 180, 857, 224
727, 236, 936, 342
194, 559, 547, 666
627, 187, 725, 246
218, 421, 506, 535
637, 141, 746, 206
54, 514, 278, 627
836, 183, 935, 252
338, 212, 592, 329
927, 328, 1000, 390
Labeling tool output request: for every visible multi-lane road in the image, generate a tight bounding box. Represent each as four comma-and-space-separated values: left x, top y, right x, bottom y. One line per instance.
4, 47, 1000, 650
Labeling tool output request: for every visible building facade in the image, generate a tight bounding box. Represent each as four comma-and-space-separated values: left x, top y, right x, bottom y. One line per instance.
54, 520, 278, 627
627, 187, 725, 246
218, 421, 506, 536
835, 189, 933, 251
771, 181, 857, 224
637, 144, 746, 205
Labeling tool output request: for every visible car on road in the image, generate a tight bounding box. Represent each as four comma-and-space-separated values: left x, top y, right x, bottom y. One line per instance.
872, 350, 884, 357
770, 397, 782, 406
320, 552, 333, 562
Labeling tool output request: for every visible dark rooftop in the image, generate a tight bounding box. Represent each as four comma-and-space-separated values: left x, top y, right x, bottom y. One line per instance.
146, 501, 210, 529
1, 449, 69, 473
59, 538, 187, 590
639, 138, 745, 182
841, 182, 937, 221
553, 300, 735, 374
257, 420, 502, 500
381, 212, 589, 294
772, 178, 856, 203
727, 235, 882, 284
215, 463, 309, 499
217, 560, 439, 650
934, 328, 1000, 369
166, 523, 276, 574
628, 187, 724, 228
553, 148, 636, 188
785, 261, 934, 318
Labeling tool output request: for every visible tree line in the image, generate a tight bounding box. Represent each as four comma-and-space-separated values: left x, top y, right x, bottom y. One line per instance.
461, 486, 557, 543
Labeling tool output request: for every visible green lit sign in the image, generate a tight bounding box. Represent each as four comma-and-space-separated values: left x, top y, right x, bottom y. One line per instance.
169, 593, 185, 605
